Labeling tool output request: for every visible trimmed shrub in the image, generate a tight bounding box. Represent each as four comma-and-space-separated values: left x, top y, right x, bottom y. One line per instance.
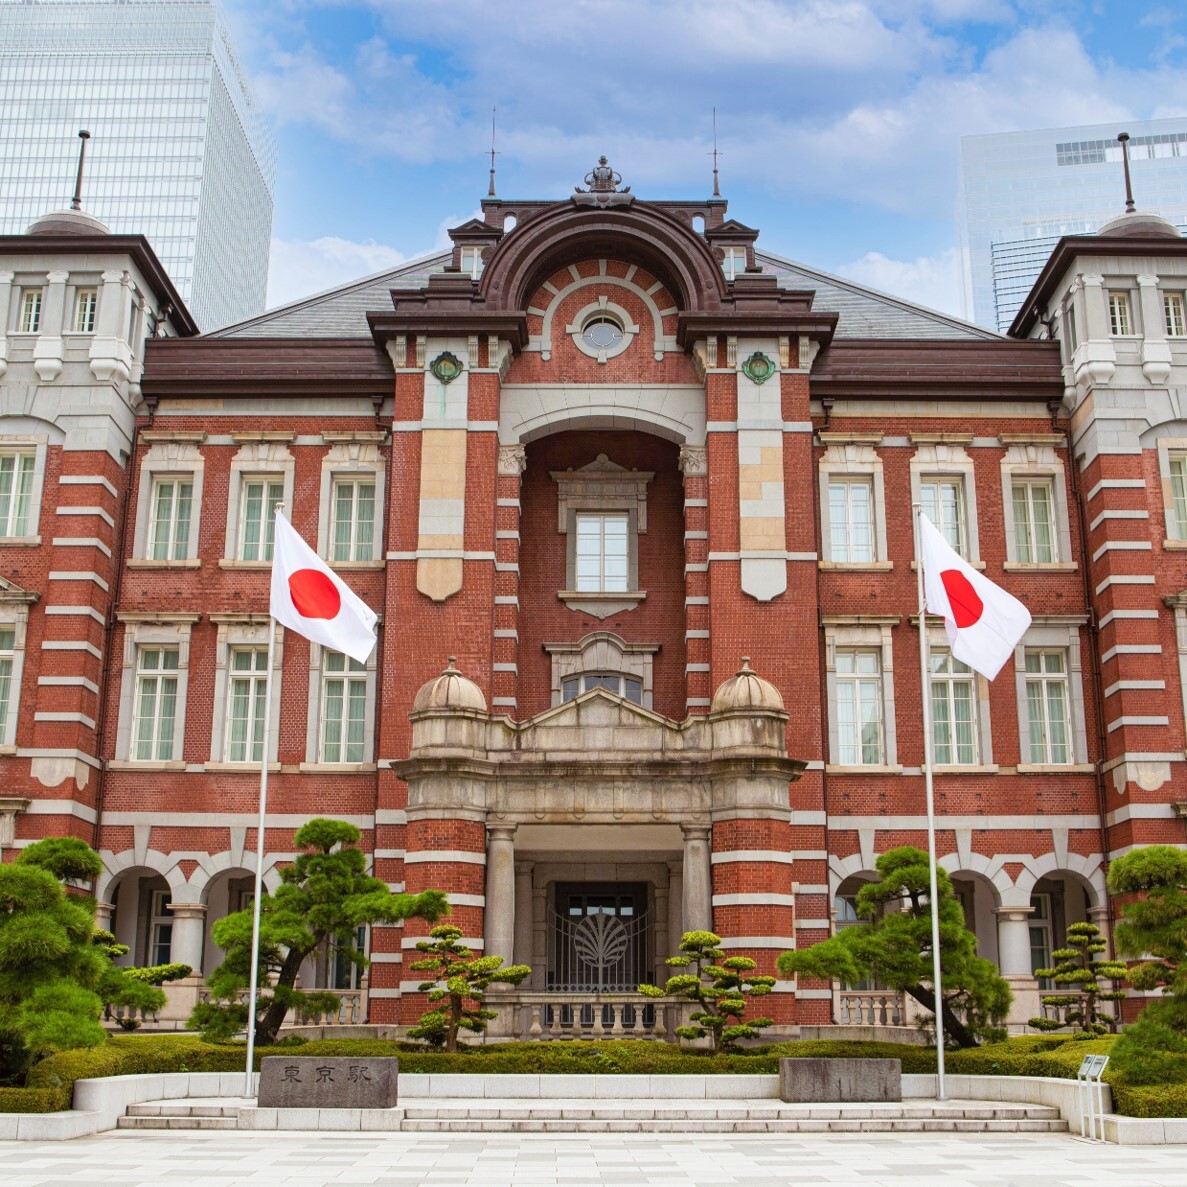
1111, 1084, 1187, 1118
0, 1086, 69, 1113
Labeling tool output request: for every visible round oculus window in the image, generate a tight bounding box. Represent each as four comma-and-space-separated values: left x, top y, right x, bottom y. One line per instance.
581, 316, 624, 353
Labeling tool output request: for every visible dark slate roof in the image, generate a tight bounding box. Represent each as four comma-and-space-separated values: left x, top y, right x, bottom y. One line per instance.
211, 244, 998, 343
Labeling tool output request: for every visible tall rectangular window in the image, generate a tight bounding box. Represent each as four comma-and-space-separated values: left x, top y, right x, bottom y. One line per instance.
149, 476, 193, 561
226, 648, 268, 763
1025, 650, 1071, 765
149, 891, 173, 965
459, 246, 482, 278
930, 651, 977, 765
73, 288, 98, 333
835, 649, 884, 765
1108, 291, 1133, 336
920, 478, 966, 555
238, 478, 283, 561
828, 479, 875, 563
331, 478, 375, 562
1012, 480, 1056, 563
18, 288, 42, 334
0, 454, 36, 537
1171, 457, 1187, 539
575, 512, 629, 592
321, 651, 367, 764
1165, 292, 1186, 337
0, 627, 15, 741
133, 647, 179, 761
722, 247, 747, 280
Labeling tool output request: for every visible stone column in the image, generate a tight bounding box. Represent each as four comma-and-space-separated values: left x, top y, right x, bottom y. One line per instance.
33, 269, 68, 381
0, 271, 12, 377
167, 902, 208, 972
93, 901, 115, 932
513, 860, 534, 973
667, 859, 684, 955
681, 825, 712, 933
484, 825, 517, 967
995, 905, 1040, 1030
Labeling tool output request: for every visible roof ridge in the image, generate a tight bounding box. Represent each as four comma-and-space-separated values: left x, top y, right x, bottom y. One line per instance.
207, 246, 452, 339
756, 248, 1002, 340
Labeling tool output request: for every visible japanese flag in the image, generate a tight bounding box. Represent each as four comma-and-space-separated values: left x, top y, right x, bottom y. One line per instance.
269, 509, 378, 663
920, 513, 1031, 681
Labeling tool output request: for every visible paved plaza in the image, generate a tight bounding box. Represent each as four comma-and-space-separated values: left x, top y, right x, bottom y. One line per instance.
2, 1130, 1187, 1187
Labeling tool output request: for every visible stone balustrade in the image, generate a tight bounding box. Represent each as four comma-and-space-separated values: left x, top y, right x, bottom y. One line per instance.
489, 992, 690, 1041
835, 990, 906, 1027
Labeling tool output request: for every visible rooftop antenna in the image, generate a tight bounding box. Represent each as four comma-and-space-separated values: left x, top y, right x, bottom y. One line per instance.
1117, 132, 1136, 213
71, 130, 91, 211
487, 105, 499, 198
709, 108, 721, 197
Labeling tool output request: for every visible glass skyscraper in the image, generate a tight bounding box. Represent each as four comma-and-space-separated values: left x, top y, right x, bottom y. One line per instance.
0, 0, 275, 330
959, 117, 1187, 332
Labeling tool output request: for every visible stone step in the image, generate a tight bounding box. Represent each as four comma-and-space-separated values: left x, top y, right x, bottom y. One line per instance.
400, 1103, 1062, 1122
117, 1115, 240, 1131
396, 1118, 1068, 1133
127, 1103, 243, 1118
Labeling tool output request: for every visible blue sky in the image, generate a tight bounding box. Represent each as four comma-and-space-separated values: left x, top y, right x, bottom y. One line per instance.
223, 1, 1187, 320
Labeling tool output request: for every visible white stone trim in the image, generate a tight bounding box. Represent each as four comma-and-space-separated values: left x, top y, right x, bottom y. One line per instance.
304, 639, 377, 765
132, 439, 204, 562
222, 439, 296, 562
710, 850, 796, 865
113, 614, 195, 763
909, 441, 981, 561
712, 892, 796, 907
403, 850, 486, 865
544, 631, 659, 709
1000, 443, 1073, 565
0, 435, 49, 541
818, 440, 887, 564
0, 594, 33, 747
823, 618, 899, 767
1012, 622, 1089, 767
317, 437, 386, 562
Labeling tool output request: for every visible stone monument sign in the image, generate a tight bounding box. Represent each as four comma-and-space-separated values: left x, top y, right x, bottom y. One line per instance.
258, 1056, 398, 1109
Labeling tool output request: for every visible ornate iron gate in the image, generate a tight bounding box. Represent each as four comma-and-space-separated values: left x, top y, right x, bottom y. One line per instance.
548, 884, 652, 991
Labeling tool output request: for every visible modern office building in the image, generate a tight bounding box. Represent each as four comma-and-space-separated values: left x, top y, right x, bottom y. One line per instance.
959, 117, 1187, 331
0, 0, 275, 331
3, 156, 1186, 1040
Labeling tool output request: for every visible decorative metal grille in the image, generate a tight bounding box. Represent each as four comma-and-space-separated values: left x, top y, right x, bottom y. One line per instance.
548, 906, 651, 992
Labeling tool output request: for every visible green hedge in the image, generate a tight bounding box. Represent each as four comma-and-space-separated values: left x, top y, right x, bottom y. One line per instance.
0, 1086, 70, 1113
1111, 1084, 1187, 1118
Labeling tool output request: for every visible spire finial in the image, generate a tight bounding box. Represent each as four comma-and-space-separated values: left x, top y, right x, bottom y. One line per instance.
1118, 132, 1136, 214
71, 130, 91, 212
709, 108, 721, 198
487, 106, 499, 198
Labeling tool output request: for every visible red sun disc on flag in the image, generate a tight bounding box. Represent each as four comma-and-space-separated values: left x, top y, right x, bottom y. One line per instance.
288, 569, 341, 620
941, 569, 984, 629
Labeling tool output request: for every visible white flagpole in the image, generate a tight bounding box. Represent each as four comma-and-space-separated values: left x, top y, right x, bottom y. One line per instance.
243, 605, 280, 1096
914, 504, 947, 1101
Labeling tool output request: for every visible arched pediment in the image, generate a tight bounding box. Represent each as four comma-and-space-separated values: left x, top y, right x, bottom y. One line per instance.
477, 202, 729, 317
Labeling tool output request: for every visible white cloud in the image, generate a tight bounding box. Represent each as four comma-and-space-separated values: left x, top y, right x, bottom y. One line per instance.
267, 235, 408, 309
835, 247, 964, 318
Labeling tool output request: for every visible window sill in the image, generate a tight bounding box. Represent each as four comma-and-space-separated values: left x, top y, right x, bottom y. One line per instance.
1163, 539, 1187, 551
218, 559, 271, 569
298, 762, 377, 773
126, 558, 201, 570
107, 759, 185, 771
825, 763, 904, 774
818, 561, 893, 571
1015, 763, 1095, 774
329, 559, 384, 570
1003, 562, 1078, 572
0, 744, 16, 756
0, 536, 41, 547
203, 761, 281, 773
558, 590, 647, 619
931, 764, 999, 774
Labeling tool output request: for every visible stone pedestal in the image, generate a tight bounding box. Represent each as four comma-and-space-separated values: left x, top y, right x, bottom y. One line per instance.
258, 1056, 398, 1108
779, 1057, 901, 1103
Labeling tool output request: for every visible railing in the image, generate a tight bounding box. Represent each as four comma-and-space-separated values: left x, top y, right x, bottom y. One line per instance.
835, 990, 906, 1027
193, 987, 368, 1027
489, 992, 690, 1041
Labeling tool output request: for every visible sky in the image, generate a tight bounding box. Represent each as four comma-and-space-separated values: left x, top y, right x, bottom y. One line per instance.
221, 1, 1187, 321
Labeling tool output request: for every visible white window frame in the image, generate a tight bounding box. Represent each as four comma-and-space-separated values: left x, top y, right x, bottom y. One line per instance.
1013, 619, 1090, 770
317, 434, 386, 567
0, 437, 48, 543
826, 477, 876, 564
221, 436, 296, 567
208, 616, 283, 768
131, 646, 182, 763
834, 648, 885, 766
823, 617, 900, 772
1164, 291, 1186, 338
224, 646, 270, 764
147, 475, 194, 562
72, 287, 98, 334
818, 437, 888, 569
910, 440, 982, 565
112, 613, 196, 767
0, 579, 35, 751
303, 641, 377, 769
1157, 438, 1187, 547
1000, 440, 1074, 569
545, 631, 660, 709
130, 435, 205, 567
16, 287, 42, 334
553, 454, 652, 617
459, 245, 483, 279
1108, 290, 1134, 336
926, 627, 994, 769
721, 246, 747, 280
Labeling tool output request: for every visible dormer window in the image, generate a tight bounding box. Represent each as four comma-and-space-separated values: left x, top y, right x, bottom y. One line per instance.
722, 247, 746, 281
546, 631, 659, 709
459, 246, 483, 279
561, 673, 643, 704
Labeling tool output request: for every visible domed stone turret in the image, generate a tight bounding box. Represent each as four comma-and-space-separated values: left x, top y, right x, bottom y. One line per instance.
1096, 210, 1181, 240
25, 207, 110, 237
412, 656, 487, 713
710, 657, 784, 713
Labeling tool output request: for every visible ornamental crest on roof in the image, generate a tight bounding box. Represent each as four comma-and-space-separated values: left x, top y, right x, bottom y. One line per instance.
573, 155, 634, 208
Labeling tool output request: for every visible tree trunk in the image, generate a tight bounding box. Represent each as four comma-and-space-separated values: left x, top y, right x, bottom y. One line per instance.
255, 946, 308, 1047
446, 994, 463, 1053
907, 984, 978, 1048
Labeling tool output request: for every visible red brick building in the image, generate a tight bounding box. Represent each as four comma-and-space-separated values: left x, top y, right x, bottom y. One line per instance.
2, 164, 1185, 1035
